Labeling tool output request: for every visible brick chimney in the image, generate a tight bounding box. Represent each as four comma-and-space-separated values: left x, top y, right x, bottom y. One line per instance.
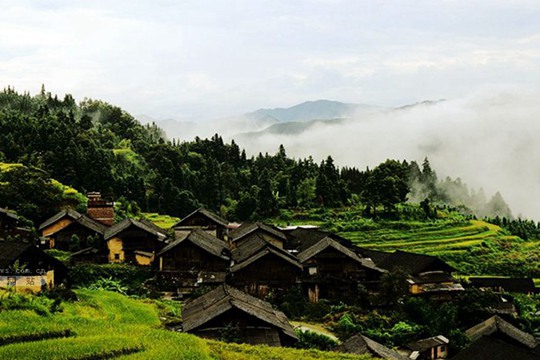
86, 192, 114, 226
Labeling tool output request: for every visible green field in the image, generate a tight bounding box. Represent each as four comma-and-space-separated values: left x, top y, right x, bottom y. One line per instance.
142, 212, 180, 229
0, 289, 369, 360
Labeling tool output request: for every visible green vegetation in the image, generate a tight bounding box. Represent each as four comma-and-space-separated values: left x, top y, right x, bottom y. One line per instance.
0, 289, 370, 360
142, 212, 180, 229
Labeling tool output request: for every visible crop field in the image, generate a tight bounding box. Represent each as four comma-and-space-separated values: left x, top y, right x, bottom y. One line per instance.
142, 212, 180, 229
0, 289, 369, 360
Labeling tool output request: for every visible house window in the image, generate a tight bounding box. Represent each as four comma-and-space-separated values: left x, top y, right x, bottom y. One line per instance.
114, 253, 120, 260
308, 266, 318, 275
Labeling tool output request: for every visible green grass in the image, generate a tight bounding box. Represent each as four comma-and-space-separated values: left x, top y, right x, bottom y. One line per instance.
0, 289, 370, 359
141, 212, 179, 229
0, 162, 23, 172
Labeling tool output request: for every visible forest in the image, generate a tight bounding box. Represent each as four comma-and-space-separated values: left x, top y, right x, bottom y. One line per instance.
0, 87, 516, 229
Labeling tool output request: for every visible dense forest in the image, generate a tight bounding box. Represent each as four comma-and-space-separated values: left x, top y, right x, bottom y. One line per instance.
0, 87, 513, 227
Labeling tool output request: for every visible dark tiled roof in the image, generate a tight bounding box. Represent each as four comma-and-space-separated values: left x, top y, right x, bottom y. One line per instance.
228, 222, 287, 242
158, 229, 229, 260
0, 207, 19, 221
356, 248, 393, 265
297, 237, 385, 273
38, 209, 82, 230
0, 240, 32, 268
38, 209, 108, 235
182, 284, 297, 341
230, 233, 301, 272
469, 277, 536, 293
104, 218, 168, 241
406, 335, 449, 351
284, 227, 353, 252
377, 250, 456, 275
173, 207, 229, 228
333, 334, 408, 360
465, 315, 539, 349
451, 335, 540, 360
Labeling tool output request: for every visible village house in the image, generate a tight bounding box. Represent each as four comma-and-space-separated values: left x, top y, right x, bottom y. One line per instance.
38, 208, 108, 251
228, 222, 287, 249
228, 233, 302, 298
451, 315, 540, 360
468, 277, 537, 294
0, 207, 22, 239
361, 249, 464, 298
405, 335, 450, 360
105, 218, 168, 265
333, 333, 408, 360
172, 207, 230, 240
157, 229, 230, 295
298, 236, 386, 302
0, 240, 68, 292
181, 284, 298, 347
282, 226, 354, 252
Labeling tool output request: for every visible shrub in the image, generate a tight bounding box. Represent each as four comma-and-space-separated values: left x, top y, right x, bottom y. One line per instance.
295, 329, 338, 351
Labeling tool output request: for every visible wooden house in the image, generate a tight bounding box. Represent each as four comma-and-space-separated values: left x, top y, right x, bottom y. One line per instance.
452, 315, 540, 360
86, 192, 114, 226
298, 237, 385, 302
0, 207, 32, 240
362, 250, 464, 298
228, 222, 287, 249
39, 209, 108, 251
182, 284, 298, 347
0, 240, 68, 292
157, 229, 230, 294
173, 208, 229, 240
228, 233, 302, 299
468, 277, 537, 294
333, 334, 408, 360
105, 218, 168, 265
405, 335, 449, 360
282, 226, 353, 252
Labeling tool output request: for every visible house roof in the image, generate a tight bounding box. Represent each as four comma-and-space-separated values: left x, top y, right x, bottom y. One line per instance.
356, 248, 393, 265
406, 335, 449, 352
297, 237, 385, 273
104, 218, 168, 241
70, 247, 101, 257
158, 229, 229, 260
182, 284, 297, 341
228, 222, 287, 242
38, 209, 108, 235
451, 334, 540, 360
333, 334, 408, 360
172, 207, 229, 228
0, 207, 19, 222
0, 240, 32, 268
468, 277, 536, 293
465, 315, 539, 349
376, 250, 456, 275
230, 233, 301, 272
284, 227, 352, 252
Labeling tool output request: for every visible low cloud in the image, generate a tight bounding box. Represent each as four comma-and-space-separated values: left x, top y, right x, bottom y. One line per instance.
230, 89, 540, 220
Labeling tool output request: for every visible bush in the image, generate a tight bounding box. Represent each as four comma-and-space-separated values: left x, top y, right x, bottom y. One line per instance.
295, 330, 338, 351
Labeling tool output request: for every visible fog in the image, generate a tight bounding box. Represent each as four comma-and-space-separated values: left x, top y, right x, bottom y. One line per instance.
229, 89, 540, 220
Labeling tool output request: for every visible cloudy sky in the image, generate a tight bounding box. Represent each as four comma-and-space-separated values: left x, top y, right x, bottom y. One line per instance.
1, 0, 540, 119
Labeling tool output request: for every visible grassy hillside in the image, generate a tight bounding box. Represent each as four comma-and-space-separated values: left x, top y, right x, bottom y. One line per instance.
0, 289, 369, 360
275, 207, 540, 278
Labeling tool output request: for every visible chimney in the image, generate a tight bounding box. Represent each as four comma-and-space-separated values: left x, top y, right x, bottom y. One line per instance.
86, 192, 114, 226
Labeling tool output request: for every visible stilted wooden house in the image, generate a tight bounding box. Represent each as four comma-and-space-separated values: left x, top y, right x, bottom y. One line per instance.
298, 236, 385, 302
228, 233, 302, 299
105, 218, 168, 265
173, 208, 229, 240
405, 335, 449, 360
333, 333, 408, 360
38, 209, 108, 251
0, 240, 68, 292
228, 222, 287, 249
368, 250, 464, 298
452, 315, 540, 360
157, 229, 230, 294
0, 207, 30, 239
182, 284, 298, 347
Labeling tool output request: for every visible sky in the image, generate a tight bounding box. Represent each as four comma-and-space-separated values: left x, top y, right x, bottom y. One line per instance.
1, 0, 540, 120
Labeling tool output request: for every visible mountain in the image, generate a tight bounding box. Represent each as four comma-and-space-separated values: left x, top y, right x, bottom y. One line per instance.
246, 99, 370, 123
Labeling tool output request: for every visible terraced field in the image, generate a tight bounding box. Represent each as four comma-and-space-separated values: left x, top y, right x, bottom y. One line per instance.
0, 289, 368, 360
341, 220, 514, 256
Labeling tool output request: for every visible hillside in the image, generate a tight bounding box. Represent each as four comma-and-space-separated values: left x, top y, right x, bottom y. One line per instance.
0, 289, 370, 360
